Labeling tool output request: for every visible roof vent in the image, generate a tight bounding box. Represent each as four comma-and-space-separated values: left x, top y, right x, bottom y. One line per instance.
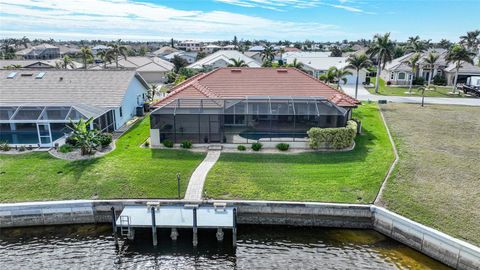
21, 73, 33, 77
277, 69, 288, 73
231, 69, 242, 73
36, 72, 46, 79
59, 77, 64, 81
7, 72, 16, 79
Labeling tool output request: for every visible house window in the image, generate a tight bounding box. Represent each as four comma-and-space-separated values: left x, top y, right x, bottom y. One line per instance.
390, 73, 395, 80
119, 107, 123, 117
398, 72, 406, 80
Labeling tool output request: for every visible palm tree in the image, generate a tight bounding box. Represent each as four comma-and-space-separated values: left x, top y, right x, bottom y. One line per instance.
79, 47, 93, 70
57, 55, 75, 69
108, 39, 128, 68
67, 117, 99, 156
405, 53, 421, 93
148, 84, 159, 101
334, 68, 353, 90
319, 67, 337, 84
346, 53, 372, 98
228, 58, 248, 67
459, 30, 480, 52
424, 52, 440, 86
288, 58, 304, 70
445, 44, 476, 94
261, 46, 275, 62
367, 33, 395, 93
97, 50, 114, 68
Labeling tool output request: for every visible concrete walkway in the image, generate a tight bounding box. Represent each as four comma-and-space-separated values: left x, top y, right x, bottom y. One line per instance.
341, 85, 480, 106
184, 150, 221, 200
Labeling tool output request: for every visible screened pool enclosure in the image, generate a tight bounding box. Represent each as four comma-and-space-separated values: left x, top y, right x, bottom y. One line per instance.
150, 97, 349, 144
0, 105, 115, 146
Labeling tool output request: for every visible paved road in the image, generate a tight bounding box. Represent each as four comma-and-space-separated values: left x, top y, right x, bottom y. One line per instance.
341, 85, 480, 106
184, 150, 221, 201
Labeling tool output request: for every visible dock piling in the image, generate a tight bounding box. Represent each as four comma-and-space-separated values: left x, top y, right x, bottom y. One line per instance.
193, 207, 198, 247
151, 206, 158, 246
170, 228, 179, 241
216, 228, 224, 241
233, 208, 237, 248
111, 207, 118, 247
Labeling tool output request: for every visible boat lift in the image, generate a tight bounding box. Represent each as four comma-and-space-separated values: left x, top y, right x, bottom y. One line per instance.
111, 203, 237, 247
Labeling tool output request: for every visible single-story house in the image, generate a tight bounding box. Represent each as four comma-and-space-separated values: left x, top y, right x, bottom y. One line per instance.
149, 67, 359, 145
203, 44, 222, 54
187, 50, 260, 70
248, 45, 265, 52
381, 49, 480, 86
0, 70, 149, 146
282, 52, 367, 85
91, 45, 111, 56
149, 46, 179, 57
94, 56, 174, 84
1, 59, 82, 69
243, 51, 263, 63
162, 51, 198, 64
15, 44, 60, 60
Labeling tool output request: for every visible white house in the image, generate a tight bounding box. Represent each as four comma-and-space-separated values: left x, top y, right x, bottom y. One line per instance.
177, 40, 203, 52
0, 70, 149, 146
187, 50, 261, 69
163, 51, 197, 64
91, 45, 111, 56
203, 44, 222, 54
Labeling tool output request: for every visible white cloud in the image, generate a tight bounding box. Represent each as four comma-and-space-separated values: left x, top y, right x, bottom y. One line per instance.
0, 0, 349, 41
215, 0, 322, 11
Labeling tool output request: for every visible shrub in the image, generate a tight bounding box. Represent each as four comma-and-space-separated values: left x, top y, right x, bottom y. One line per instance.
386, 81, 392, 86
237, 145, 246, 151
65, 135, 78, 146
307, 120, 357, 149
59, 144, 74, 153
0, 141, 10, 151
251, 143, 262, 151
433, 75, 447, 86
276, 143, 290, 151
18, 146, 27, 152
97, 133, 112, 148
412, 77, 425, 86
144, 141, 150, 147
162, 139, 174, 148
180, 140, 192, 149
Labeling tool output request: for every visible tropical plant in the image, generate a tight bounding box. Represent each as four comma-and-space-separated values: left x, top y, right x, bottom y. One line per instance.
261, 46, 275, 62
459, 30, 480, 52
108, 39, 128, 68
445, 44, 476, 93
56, 55, 75, 69
424, 52, 440, 86
97, 50, 114, 68
319, 67, 337, 84
79, 47, 93, 70
346, 53, 372, 98
3, 64, 22, 69
367, 33, 395, 93
393, 45, 406, 58
228, 58, 248, 67
405, 53, 421, 93
148, 84, 159, 101
417, 85, 436, 107
334, 68, 353, 89
288, 58, 304, 71
330, 46, 342, 57
67, 117, 99, 155
406, 36, 428, 53
172, 55, 188, 72
437, 39, 452, 49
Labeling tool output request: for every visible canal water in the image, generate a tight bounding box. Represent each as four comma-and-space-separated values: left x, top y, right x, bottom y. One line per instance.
0, 224, 450, 269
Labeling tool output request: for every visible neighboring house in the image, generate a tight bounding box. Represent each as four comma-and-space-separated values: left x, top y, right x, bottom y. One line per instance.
0, 70, 149, 146
284, 47, 302, 53
15, 43, 60, 60
177, 40, 203, 52
98, 56, 174, 84
203, 44, 222, 54
248, 45, 265, 52
187, 50, 261, 69
149, 67, 359, 145
163, 51, 197, 64
58, 45, 80, 57
282, 52, 367, 85
91, 45, 111, 55
381, 49, 480, 86
150, 46, 179, 57
243, 51, 263, 63
223, 45, 236, 50
0, 59, 82, 69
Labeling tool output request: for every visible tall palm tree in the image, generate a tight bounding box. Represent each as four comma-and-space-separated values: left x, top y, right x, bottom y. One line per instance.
97, 50, 114, 68
228, 58, 248, 67
261, 46, 275, 62
108, 39, 128, 68
459, 30, 480, 52
367, 33, 395, 93
405, 53, 420, 93
424, 52, 440, 86
319, 67, 337, 84
57, 55, 75, 69
79, 47, 93, 70
445, 44, 476, 94
334, 68, 353, 90
148, 84, 159, 101
346, 53, 372, 98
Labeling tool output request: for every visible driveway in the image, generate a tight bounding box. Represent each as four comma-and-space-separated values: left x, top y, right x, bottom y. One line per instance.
341, 85, 480, 106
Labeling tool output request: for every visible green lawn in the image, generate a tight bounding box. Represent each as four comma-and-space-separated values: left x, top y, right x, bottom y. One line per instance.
366, 77, 470, 98
204, 103, 394, 203
0, 117, 205, 202
380, 104, 480, 246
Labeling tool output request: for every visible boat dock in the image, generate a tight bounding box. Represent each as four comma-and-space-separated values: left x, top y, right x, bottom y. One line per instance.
112, 202, 237, 247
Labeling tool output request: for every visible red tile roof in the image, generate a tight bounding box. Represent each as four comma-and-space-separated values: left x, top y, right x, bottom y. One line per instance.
153, 67, 360, 107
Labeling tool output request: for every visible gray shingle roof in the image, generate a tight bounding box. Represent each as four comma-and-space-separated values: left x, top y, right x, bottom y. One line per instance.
0, 70, 148, 108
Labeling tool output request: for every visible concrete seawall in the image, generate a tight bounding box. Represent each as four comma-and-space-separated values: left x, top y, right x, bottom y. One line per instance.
0, 199, 479, 270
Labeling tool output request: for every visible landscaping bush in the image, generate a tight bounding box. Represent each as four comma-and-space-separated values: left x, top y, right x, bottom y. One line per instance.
0, 141, 10, 151
144, 141, 150, 147
18, 146, 26, 152
412, 77, 425, 86
307, 120, 357, 149
433, 75, 447, 86
237, 145, 246, 151
97, 133, 112, 148
180, 140, 192, 149
276, 143, 290, 151
162, 139, 174, 148
251, 143, 262, 151
59, 144, 74, 153
386, 81, 392, 86
65, 135, 78, 146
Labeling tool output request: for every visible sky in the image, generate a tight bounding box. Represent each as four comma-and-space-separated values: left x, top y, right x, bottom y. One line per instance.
0, 0, 479, 42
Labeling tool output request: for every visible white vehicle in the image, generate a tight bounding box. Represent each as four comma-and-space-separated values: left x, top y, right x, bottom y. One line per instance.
466, 76, 480, 87
464, 76, 480, 97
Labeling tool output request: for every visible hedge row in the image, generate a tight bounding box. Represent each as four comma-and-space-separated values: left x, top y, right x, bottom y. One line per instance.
307, 120, 357, 149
